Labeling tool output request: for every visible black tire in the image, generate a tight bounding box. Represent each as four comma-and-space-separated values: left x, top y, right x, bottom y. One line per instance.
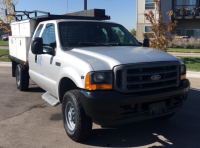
157, 113, 176, 120
62, 90, 92, 142
12, 61, 17, 77
15, 64, 29, 91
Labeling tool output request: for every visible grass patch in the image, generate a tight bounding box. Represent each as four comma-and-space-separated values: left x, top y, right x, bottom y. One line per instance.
177, 57, 200, 72
168, 48, 200, 53
0, 49, 9, 56
0, 39, 9, 46
0, 49, 10, 62
0, 58, 11, 62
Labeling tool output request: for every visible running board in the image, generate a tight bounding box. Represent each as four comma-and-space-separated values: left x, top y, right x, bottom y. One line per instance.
42, 92, 60, 107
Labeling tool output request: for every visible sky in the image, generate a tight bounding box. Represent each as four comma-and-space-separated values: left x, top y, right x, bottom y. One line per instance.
15, 0, 137, 31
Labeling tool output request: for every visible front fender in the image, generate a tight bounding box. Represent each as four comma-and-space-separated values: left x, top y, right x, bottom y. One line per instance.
56, 67, 87, 100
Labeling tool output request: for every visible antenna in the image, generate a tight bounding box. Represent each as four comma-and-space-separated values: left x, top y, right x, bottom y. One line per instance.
84, 0, 87, 10
67, 0, 68, 14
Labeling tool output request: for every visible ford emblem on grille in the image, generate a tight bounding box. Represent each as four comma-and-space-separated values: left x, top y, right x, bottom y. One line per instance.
151, 75, 161, 81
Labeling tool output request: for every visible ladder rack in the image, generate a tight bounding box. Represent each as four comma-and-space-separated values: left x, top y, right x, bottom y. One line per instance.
6, 5, 110, 22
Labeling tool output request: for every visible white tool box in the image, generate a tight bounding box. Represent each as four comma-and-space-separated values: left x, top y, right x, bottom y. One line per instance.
11, 19, 36, 37
9, 36, 32, 62
9, 19, 36, 62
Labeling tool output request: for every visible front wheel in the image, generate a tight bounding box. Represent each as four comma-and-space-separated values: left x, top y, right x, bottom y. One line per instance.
62, 90, 92, 142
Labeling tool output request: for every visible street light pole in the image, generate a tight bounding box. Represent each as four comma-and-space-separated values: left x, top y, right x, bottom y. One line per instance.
84, 0, 87, 10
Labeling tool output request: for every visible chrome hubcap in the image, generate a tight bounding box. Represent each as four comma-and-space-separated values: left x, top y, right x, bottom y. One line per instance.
65, 102, 76, 131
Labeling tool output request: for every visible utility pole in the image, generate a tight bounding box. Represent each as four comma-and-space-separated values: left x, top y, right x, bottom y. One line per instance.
84, 0, 87, 10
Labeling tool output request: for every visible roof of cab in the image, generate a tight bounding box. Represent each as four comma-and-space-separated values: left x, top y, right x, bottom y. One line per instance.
40, 19, 119, 25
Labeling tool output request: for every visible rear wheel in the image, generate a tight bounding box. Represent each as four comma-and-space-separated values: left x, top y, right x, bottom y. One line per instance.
62, 90, 92, 142
12, 61, 17, 77
15, 64, 29, 91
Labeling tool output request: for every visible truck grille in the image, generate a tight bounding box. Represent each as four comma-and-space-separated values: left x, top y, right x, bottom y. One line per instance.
114, 61, 180, 93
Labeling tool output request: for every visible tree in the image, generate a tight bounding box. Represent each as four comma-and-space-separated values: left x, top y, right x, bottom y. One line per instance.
130, 28, 136, 37
0, 0, 18, 34
143, 0, 177, 51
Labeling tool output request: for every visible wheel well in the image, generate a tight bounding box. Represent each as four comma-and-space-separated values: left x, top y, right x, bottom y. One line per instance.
59, 77, 78, 103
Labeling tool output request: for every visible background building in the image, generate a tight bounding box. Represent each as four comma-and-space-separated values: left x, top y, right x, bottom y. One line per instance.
136, 0, 200, 42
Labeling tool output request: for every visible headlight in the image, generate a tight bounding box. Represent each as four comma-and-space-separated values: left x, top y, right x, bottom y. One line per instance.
93, 73, 105, 83
85, 71, 113, 90
181, 65, 186, 75
180, 65, 186, 80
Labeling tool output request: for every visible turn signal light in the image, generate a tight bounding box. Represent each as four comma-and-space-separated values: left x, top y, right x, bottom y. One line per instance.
85, 73, 113, 90
181, 74, 186, 80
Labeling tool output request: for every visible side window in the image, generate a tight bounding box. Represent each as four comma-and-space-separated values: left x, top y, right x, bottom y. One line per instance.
34, 24, 44, 37
42, 23, 56, 52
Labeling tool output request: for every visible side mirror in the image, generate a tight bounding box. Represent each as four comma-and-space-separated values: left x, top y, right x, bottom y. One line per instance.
31, 37, 43, 54
143, 38, 150, 47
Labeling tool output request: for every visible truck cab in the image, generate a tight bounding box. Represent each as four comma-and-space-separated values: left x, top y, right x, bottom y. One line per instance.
8, 9, 190, 142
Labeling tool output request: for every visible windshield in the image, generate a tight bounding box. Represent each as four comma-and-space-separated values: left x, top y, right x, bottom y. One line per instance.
59, 22, 140, 49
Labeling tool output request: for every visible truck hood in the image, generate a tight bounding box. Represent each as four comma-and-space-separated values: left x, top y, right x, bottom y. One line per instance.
67, 46, 180, 71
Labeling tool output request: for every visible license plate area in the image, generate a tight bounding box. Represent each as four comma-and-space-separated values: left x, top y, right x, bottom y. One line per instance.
149, 102, 166, 116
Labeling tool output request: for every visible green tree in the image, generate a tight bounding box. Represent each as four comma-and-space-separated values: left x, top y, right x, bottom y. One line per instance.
130, 28, 136, 37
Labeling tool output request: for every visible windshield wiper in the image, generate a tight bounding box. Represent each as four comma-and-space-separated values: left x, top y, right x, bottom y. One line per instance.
79, 42, 97, 46
79, 42, 138, 47
79, 42, 111, 46
107, 43, 139, 46
96, 43, 112, 46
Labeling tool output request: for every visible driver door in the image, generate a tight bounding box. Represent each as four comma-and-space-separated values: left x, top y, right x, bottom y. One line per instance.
35, 23, 57, 95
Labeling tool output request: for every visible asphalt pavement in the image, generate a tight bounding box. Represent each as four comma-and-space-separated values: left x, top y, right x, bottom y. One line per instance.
0, 67, 200, 148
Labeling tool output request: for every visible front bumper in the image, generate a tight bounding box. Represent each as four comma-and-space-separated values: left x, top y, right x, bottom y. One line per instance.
79, 79, 190, 126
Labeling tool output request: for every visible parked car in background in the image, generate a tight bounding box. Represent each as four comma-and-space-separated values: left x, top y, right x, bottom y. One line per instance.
2, 34, 9, 41
1, 34, 9, 38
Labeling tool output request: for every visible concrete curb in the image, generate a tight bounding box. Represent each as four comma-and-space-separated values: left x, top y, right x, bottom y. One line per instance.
0, 46, 9, 50
187, 71, 200, 78
0, 62, 11, 67
0, 62, 200, 78
168, 52, 200, 57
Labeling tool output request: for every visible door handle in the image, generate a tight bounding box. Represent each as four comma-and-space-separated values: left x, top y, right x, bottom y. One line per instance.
35, 55, 37, 63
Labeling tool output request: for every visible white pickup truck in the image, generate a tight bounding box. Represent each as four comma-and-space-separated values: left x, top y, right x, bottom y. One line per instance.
8, 9, 190, 142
